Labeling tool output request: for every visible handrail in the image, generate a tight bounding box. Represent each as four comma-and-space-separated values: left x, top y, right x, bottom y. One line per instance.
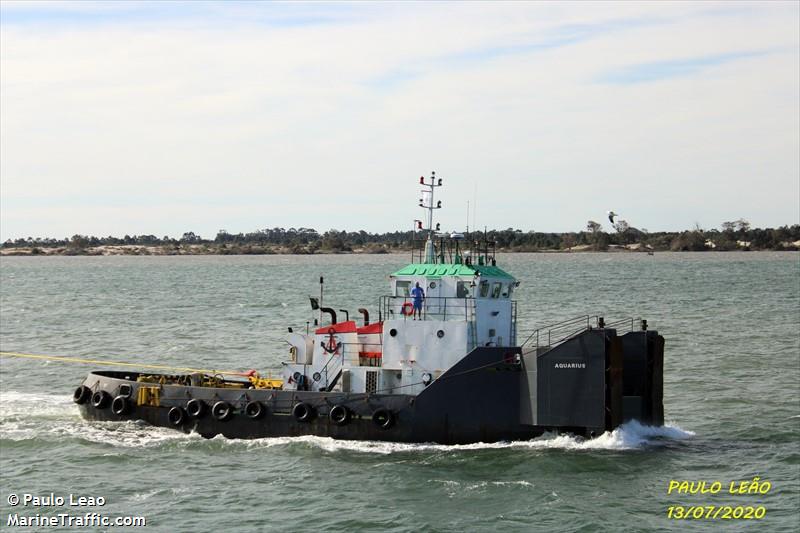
519, 315, 590, 349
604, 317, 638, 332
519, 315, 643, 356
316, 341, 384, 388
317, 350, 342, 389
378, 295, 478, 322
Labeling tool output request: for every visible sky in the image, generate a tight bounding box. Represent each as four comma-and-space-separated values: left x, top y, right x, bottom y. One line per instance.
1, 0, 798, 241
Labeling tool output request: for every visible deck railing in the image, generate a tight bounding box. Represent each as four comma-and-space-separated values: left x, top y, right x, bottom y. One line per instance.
314, 341, 384, 389
519, 315, 641, 356
379, 295, 477, 322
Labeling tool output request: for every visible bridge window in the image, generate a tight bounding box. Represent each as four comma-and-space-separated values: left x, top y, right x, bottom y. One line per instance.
456, 281, 470, 298
492, 282, 502, 298
396, 280, 410, 297
501, 284, 510, 298
479, 280, 490, 298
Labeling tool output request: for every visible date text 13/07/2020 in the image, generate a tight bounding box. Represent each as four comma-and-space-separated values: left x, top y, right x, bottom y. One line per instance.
666, 477, 772, 521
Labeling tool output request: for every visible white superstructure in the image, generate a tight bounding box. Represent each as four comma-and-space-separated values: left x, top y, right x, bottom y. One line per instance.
281, 173, 518, 396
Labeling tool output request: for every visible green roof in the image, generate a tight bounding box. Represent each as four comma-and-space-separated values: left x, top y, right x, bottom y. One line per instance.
391, 263, 515, 280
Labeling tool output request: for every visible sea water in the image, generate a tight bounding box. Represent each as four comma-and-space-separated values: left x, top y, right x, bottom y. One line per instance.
0, 253, 797, 531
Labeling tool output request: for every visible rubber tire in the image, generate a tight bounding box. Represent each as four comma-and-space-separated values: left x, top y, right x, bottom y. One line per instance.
73, 386, 91, 405
211, 401, 233, 422
111, 395, 131, 415
244, 401, 265, 420
371, 408, 394, 429
91, 390, 110, 409
292, 402, 314, 423
329, 405, 350, 426
186, 399, 207, 419
168, 406, 186, 426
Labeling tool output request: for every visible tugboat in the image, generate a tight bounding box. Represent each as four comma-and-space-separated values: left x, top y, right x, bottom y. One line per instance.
76, 173, 664, 444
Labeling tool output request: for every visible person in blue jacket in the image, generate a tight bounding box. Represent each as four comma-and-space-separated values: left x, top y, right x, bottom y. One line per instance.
411, 282, 425, 320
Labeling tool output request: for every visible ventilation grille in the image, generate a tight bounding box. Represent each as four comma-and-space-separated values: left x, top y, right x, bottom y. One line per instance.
366, 371, 378, 394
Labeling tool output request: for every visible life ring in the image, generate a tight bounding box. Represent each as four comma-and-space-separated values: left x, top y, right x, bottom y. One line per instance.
111, 395, 132, 415
329, 405, 350, 426
168, 406, 186, 426
91, 390, 110, 409
245, 401, 266, 420
186, 399, 207, 419
292, 402, 314, 422
401, 302, 414, 316
371, 408, 394, 429
73, 386, 91, 404
211, 401, 233, 422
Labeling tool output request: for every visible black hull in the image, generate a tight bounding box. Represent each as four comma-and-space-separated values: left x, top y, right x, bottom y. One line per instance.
76, 331, 664, 444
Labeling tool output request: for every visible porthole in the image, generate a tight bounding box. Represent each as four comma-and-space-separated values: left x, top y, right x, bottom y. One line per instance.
436, 330, 445, 338
389, 328, 398, 337
429, 281, 437, 289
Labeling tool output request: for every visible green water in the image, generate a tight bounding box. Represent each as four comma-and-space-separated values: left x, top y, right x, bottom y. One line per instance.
1, 253, 798, 531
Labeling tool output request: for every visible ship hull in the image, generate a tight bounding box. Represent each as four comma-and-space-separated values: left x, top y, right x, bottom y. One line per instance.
76, 330, 664, 444
76, 347, 542, 444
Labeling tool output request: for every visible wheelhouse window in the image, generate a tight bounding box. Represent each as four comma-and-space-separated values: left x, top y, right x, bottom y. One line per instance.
396, 280, 411, 297
492, 282, 502, 298
456, 281, 470, 298
479, 280, 490, 298
501, 283, 510, 298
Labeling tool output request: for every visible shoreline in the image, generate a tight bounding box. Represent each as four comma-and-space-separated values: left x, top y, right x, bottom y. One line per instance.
1, 244, 796, 256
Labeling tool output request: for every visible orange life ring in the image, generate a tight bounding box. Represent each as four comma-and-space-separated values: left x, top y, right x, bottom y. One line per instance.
401, 302, 414, 316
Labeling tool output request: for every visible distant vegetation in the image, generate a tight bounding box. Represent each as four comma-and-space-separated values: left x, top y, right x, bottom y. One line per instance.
2, 220, 799, 255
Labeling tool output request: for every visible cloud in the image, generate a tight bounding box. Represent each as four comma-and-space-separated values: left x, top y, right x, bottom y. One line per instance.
0, 1, 359, 28
1, 1, 798, 240
596, 49, 780, 84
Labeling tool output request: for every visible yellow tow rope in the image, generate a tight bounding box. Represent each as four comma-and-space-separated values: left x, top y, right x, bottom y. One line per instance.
0, 351, 251, 376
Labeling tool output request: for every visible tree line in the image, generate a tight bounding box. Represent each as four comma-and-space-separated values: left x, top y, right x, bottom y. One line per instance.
2, 220, 799, 254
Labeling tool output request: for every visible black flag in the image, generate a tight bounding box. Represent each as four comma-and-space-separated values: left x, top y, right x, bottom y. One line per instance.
309, 297, 319, 310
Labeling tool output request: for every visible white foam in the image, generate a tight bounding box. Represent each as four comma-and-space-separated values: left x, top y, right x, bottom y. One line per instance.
427, 479, 535, 498
130, 490, 159, 502
203, 420, 694, 454
0, 390, 199, 448
430, 480, 533, 489
0, 391, 73, 419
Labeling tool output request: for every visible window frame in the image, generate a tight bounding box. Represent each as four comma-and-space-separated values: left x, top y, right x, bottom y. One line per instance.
396, 280, 411, 297
479, 280, 490, 298
491, 282, 502, 298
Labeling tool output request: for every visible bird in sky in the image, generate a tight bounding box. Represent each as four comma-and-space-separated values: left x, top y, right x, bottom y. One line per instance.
607, 211, 618, 225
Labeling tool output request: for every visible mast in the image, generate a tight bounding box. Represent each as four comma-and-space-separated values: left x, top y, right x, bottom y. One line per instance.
418, 171, 442, 264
